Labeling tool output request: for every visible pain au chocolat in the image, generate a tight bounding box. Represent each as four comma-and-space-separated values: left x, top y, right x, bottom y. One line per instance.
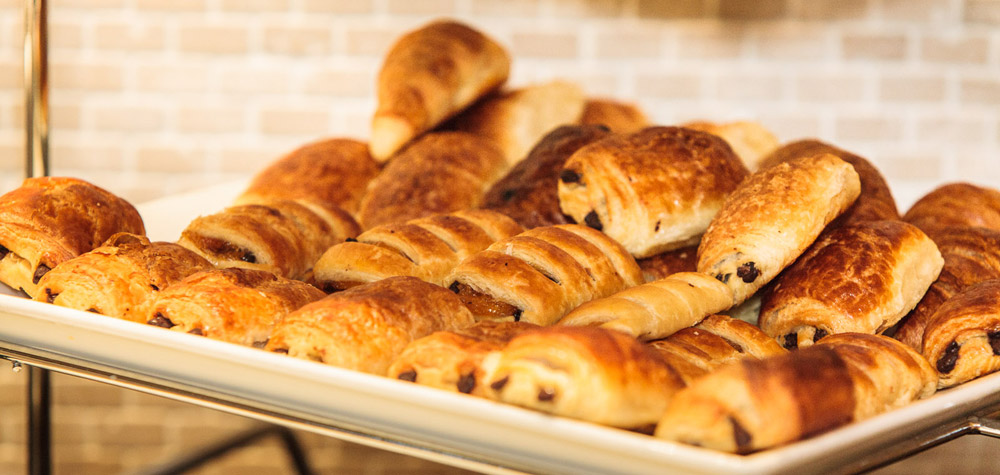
682, 120, 780, 172
578, 98, 650, 134
921, 279, 1000, 388
902, 182, 1000, 235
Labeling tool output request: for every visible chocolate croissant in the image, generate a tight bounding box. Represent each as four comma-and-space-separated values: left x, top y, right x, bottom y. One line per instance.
0, 177, 145, 297
558, 126, 749, 258
683, 120, 780, 172
446, 224, 643, 326
636, 245, 699, 283
921, 279, 1000, 388
654, 333, 936, 453
312, 209, 522, 292
903, 183, 1000, 235
34, 233, 213, 322
578, 98, 649, 134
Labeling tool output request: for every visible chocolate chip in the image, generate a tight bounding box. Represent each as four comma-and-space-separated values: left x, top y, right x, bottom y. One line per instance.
814, 328, 829, 341
0, 244, 8, 260
457, 372, 476, 394
397, 370, 417, 382
654, 220, 661, 232
32, 264, 50, 284
729, 416, 753, 452
559, 169, 581, 184
783, 333, 798, 350
595, 124, 611, 132
562, 214, 576, 224
272, 347, 289, 354
500, 189, 517, 202
512, 308, 522, 322
149, 283, 159, 291
148, 313, 175, 328
252, 339, 268, 349
736, 262, 760, 283
240, 251, 256, 264
345, 237, 358, 242
537, 387, 556, 402
936, 341, 960, 374
990, 331, 1000, 356
448, 281, 461, 294
490, 376, 509, 391
188, 328, 204, 336
86, 308, 100, 314
44, 288, 57, 304
583, 211, 602, 231
715, 273, 731, 284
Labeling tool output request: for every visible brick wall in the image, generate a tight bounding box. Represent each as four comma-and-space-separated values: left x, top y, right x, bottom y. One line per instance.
1, 0, 999, 473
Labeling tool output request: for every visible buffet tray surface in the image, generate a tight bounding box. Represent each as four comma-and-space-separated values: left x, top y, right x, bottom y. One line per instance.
2, 182, 999, 475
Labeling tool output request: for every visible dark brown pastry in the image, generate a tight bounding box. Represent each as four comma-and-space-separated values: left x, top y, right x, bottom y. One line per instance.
921, 279, 1000, 388
902, 183, 1000, 235
636, 245, 699, 283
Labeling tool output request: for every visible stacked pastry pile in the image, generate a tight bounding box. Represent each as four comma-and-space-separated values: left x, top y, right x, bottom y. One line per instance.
2, 19, 1000, 456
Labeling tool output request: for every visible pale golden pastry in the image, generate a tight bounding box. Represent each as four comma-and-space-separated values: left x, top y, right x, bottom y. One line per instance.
312, 209, 522, 291
358, 131, 507, 230
903, 182, 1000, 235
636, 245, 699, 283
921, 279, 1000, 388
558, 271, 734, 341
34, 233, 213, 322
578, 98, 649, 134
145, 268, 325, 347
387, 320, 539, 396
266, 276, 475, 375
558, 126, 749, 258
654, 333, 936, 453
683, 120, 780, 172
482, 326, 686, 429
0, 177, 145, 297
759, 221, 943, 349
697, 153, 861, 305
370, 20, 510, 161
446, 224, 643, 326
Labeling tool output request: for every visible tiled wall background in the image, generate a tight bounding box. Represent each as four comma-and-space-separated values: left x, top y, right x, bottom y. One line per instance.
1, 0, 999, 473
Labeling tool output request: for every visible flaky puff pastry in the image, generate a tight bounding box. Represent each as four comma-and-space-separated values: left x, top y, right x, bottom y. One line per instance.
558, 272, 734, 341
236, 138, 380, 216
558, 126, 749, 258
637, 245, 699, 283
921, 279, 1000, 388
387, 320, 539, 397
34, 233, 213, 322
654, 333, 936, 453
683, 121, 780, 172
145, 268, 325, 347
759, 221, 943, 349
578, 98, 649, 134
482, 326, 686, 429
0, 177, 145, 297
903, 183, 1000, 235
358, 131, 507, 230
312, 209, 522, 291
370, 20, 510, 161
446, 224, 643, 326
697, 153, 861, 305
266, 276, 475, 375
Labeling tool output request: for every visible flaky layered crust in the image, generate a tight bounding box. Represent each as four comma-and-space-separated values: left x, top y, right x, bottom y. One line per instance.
358, 131, 507, 229
144, 268, 325, 347
265, 276, 475, 374
34, 233, 213, 322
903, 183, 1000, 235
370, 20, 510, 161
558, 126, 749, 258
482, 124, 612, 229
760, 221, 943, 348
482, 326, 686, 428
654, 333, 936, 453
697, 153, 861, 305
637, 245, 699, 283
578, 99, 649, 134
921, 279, 1000, 388
0, 177, 145, 297
683, 121, 780, 172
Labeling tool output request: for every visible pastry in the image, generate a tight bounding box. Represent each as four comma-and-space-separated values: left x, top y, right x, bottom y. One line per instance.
921, 279, 1000, 388
312, 209, 522, 292
0, 177, 145, 297
558, 126, 749, 258
265, 276, 475, 375
357, 131, 507, 230
902, 183, 1000, 235
481, 124, 612, 229
370, 20, 510, 161
759, 220, 943, 349
34, 233, 213, 322
697, 153, 861, 305
446, 224, 643, 326
578, 98, 649, 134
683, 120, 780, 172
654, 333, 937, 453
636, 245, 699, 283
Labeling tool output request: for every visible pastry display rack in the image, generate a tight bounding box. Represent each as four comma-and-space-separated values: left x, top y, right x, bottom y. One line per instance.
10, 2, 1000, 474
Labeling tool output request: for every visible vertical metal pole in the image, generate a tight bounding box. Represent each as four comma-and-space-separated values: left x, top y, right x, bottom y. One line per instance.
27, 368, 51, 475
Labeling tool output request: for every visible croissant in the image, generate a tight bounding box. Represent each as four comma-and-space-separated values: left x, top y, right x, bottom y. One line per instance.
636, 245, 699, 283
0, 177, 145, 297
921, 279, 1000, 388
578, 98, 649, 134
903, 183, 1000, 235
682, 120, 780, 172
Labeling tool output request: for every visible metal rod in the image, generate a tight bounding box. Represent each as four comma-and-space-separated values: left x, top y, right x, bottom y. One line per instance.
24, 0, 50, 178
27, 367, 51, 475
973, 416, 1000, 439
134, 425, 314, 475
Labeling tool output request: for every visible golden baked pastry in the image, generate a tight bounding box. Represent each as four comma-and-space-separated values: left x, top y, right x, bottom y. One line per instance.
759, 221, 943, 349
312, 209, 522, 291
683, 120, 780, 172
558, 271, 734, 341
446, 224, 643, 326
697, 153, 861, 305
357, 131, 507, 230
145, 268, 325, 347
387, 320, 539, 397
921, 279, 1000, 388
265, 276, 475, 375
654, 333, 936, 453
578, 98, 649, 134
558, 126, 749, 258
0, 177, 145, 297
370, 20, 510, 161
34, 233, 213, 322
636, 245, 699, 283
903, 182, 1000, 235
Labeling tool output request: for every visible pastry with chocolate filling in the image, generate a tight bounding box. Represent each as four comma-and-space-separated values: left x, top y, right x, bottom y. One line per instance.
902, 183, 1000, 236
446, 224, 643, 326
578, 98, 649, 134
387, 320, 539, 397
482, 326, 686, 429
921, 279, 1000, 388
370, 20, 510, 161
683, 120, 780, 172
558, 126, 749, 258
636, 245, 699, 283
145, 268, 325, 347
358, 131, 507, 230
697, 153, 861, 305
312, 209, 522, 291
0, 177, 145, 297
654, 333, 936, 453
266, 276, 475, 375
558, 272, 734, 341
481, 124, 612, 230
34, 233, 213, 322
759, 221, 943, 349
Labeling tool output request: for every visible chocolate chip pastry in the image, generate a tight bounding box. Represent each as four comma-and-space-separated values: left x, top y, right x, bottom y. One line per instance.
0, 176, 145, 298
578, 98, 649, 134
682, 120, 780, 172
636, 245, 699, 283
902, 182, 1000, 235
921, 279, 1000, 388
